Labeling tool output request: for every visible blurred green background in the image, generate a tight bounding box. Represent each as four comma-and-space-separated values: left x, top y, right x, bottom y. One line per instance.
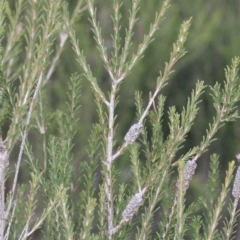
5, 0, 240, 238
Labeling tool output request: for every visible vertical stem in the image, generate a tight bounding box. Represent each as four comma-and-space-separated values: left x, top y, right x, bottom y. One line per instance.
40, 94, 47, 171
226, 198, 238, 239
162, 197, 177, 239
6, 73, 43, 220
42, 133, 47, 171
139, 169, 168, 239
0, 142, 6, 238
106, 82, 117, 239
0, 147, 5, 239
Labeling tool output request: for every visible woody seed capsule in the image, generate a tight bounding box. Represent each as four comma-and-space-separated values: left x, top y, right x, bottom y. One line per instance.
183, 160, 197, 191
0, 138, 8, 169
122, 188, 146, 223
176, 160, 197, 191
124, 123, 143, 144
232, 166, 240, 198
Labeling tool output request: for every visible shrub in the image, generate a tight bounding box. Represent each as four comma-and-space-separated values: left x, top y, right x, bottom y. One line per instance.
0, 0, 240, 239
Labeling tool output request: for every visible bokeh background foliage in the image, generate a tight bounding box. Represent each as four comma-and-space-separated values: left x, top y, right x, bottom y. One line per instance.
3, 0, 240, 238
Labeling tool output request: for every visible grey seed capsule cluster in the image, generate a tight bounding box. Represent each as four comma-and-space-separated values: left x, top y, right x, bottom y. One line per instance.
183, 160, 197, 191
0, 138, 8, 169
124, 123, 143, 144
122, 188, 146, 223
232, 166, 240, 198
176, 160, 197, 191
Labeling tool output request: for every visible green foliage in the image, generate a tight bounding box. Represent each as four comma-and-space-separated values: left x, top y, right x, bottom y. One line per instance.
0, 0, 240, 239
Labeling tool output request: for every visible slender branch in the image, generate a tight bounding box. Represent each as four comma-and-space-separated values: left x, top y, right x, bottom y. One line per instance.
111, 0, 122, 74
162, 196, 178, 239
205, 163, 234, 240
225, 198, 239, 239
111, 219, 125, 235
112, 17, 191, 161
105, 82, 118, 239
18, 225, 27, 240
117, 0, 140, 76
66, 19, 109, 106
35, 91, 47, 171
44, 0, 86, 85
6, 73, 43, 219
3, 0, 25, 79
86, 0, 114, 80
192, 108, 226, 163
112, 142, 128, 161
44, 33, 67, 84
21, 202, 60, 240
0, 139, 8, 239
4, 202, 16, 240
139, 169, 168, 239
116, 0, 171, 83
112, 59, 174, 161
173, 161, 185, 240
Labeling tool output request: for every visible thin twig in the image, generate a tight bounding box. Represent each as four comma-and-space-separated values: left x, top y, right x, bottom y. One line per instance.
35, 91, 47, 171
162, 196, 178, 239
4, 202, 16, 240
112, 41, 182, 162
225, 198, 239, 239
0, 138, 8, 239
192, 108, 226, 163
6, 73, 43, 220
20, 202, 60, 240
106, 82, 118, 239
44, 0, 86, 85
139, 169, 168, 239
18, 225, 28, 240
